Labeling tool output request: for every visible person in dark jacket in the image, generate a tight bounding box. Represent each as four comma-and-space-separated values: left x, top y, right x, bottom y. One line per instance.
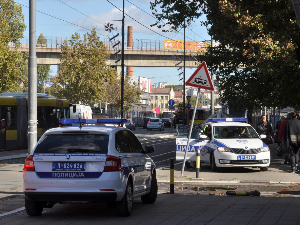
283, 112, 300, 173
278, 112, 293, 164
256, 115, 274, 145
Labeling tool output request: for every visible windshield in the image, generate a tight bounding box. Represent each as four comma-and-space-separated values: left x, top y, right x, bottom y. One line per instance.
213, 126, 259, 139
176, 125, 200, 139
34, 134, 109, 154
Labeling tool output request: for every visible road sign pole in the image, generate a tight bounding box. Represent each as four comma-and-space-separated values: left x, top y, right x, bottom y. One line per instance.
181, 88, 200, 176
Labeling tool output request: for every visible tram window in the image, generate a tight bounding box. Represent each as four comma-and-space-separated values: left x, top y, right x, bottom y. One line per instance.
37, 107, 46, 129
6, 106, 17, 130
45, 107, 58, 128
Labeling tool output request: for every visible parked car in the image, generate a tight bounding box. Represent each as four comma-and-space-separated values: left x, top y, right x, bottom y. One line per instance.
23, 119, 157, 217
176, 117, 270, 172
142, 117, 150, 129
125, 119, 136, 131
147, 118, 164, 131
162, 118, 172, 128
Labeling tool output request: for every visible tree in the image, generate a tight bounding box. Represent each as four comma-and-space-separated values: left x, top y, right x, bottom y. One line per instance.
189, 96, 202, 108
0, 0, 28, 93
105, 75, 142, 114
54, 28, 116, 104
37, 33, 50, 93
165, 85, 179, 91
150, 0, 300, 110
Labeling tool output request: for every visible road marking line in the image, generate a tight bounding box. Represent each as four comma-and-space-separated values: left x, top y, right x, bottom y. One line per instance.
0, 207, 25, 218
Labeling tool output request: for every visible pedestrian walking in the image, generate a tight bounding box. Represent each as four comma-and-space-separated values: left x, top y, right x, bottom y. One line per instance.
278, 112, 293, 164
256, 115, 274, 145
282, 112, 300, 173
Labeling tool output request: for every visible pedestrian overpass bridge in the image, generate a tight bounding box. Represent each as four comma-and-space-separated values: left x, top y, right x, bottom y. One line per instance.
15, 44, 204, 68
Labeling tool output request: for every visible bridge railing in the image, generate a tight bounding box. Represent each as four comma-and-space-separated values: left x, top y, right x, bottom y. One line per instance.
9, 37, 205, 53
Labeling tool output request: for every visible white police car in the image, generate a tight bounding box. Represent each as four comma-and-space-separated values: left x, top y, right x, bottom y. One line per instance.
23, 119, 157, 217
176, 118, 270, 171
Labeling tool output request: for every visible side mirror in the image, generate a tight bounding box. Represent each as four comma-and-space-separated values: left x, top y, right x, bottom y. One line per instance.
260, 134, 267, 139
144, 145, 155, 154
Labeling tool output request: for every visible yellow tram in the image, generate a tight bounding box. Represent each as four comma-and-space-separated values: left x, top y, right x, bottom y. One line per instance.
188, 108, 211, 124
0, 93, 70, 151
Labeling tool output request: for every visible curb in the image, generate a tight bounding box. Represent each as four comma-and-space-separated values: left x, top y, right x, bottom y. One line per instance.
0, 154, 27, 162
157, 180, 300, 185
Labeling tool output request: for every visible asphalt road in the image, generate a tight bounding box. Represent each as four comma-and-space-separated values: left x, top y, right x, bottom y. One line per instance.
2, 127, 300, 224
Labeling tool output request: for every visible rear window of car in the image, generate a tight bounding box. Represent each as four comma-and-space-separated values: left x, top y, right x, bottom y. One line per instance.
150, 119, 159, 122
162, 119, 169, 122
34, 134, 109, 154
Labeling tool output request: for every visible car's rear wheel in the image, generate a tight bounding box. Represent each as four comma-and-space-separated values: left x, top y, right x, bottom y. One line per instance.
141, 173, 157, 204
116, 180, 133, 217
25, 198, 43, 216
260, 167, 268, 171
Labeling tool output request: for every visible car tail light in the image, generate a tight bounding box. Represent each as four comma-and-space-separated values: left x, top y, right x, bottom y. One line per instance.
24, 155, 35, 171
159, 123, 161, 125
148, 121, 150, 124
104, 156, 121, 172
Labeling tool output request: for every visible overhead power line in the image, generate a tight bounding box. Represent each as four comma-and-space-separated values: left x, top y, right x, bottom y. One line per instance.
58, 0, 106, 27
17, 2, 105, 37
125, 0, 156, 19
106, 0, 174, 41
125, 0, 193, 40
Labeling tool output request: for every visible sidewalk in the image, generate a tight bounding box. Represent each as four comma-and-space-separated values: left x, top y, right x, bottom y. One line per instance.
0, 149, 28, 161
158, 143, 300, 185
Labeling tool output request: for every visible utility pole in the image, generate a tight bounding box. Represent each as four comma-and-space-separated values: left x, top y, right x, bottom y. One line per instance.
28, 0, 37, 154
154, 83, 157, 117
210, 36, 214, 115
183, 20, 186, 125
121, 0, 125, 119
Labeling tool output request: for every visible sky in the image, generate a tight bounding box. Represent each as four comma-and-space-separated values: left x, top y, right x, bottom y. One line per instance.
17, 0, 211, 86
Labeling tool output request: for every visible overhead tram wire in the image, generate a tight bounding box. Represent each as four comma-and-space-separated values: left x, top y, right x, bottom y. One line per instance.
17, 2, 106, 38
107, 0, 174, 41
58, 0, 106, 26
125, 0, 193, 40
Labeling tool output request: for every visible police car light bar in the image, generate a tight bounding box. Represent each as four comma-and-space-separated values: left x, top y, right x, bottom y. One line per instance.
209, 118, 248, 122
59, 118, 126, 124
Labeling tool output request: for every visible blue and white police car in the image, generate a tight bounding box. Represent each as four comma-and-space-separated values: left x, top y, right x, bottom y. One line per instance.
176, 118, 270, 172
23, 119, 157, 217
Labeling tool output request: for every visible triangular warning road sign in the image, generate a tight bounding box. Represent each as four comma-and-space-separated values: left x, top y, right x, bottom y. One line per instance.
186, 62, 214, 90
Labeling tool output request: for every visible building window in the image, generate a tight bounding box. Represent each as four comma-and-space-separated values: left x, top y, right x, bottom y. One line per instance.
161, 96, 164, 100
165, 104, 168, 108
155, 96, 158, 100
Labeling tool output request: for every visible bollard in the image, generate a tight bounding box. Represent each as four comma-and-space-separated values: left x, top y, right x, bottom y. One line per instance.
196, 149, 200, 178
170, 158, 174, 194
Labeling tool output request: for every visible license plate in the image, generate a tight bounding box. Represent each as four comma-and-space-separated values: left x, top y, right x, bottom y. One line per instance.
52, 162, 85, 171
237, 155, 256, 160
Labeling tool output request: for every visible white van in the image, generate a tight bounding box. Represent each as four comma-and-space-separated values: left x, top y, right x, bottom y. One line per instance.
70, 104, 93, 119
